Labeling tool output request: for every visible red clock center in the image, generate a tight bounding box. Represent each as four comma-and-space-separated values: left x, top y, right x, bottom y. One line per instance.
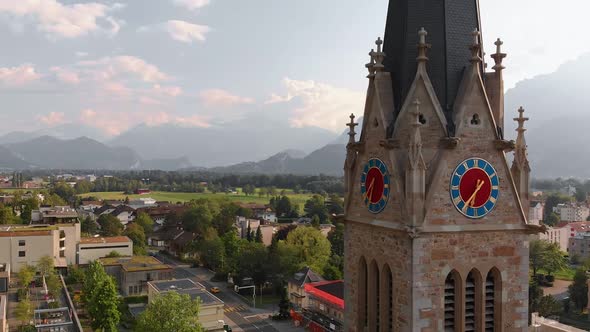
459, 168, 492, 208
365, 168, 385, 204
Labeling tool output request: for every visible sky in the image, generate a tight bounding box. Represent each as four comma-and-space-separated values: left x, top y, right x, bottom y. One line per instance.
0, 0, 588, 137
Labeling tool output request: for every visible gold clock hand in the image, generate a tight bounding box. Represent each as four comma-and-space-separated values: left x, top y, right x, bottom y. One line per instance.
365, 178, 375, 202
463, 179, 484, 211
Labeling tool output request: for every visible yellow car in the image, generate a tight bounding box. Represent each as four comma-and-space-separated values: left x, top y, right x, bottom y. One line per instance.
210, 287, 220, 294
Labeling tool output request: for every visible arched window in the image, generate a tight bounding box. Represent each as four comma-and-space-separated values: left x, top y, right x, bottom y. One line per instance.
486, 268, 502, 331
358, 257, 368, 331
444, 270, 460, 332
465, 269, 482, 332
381, 264, 394, 331
369, 260, 380, 331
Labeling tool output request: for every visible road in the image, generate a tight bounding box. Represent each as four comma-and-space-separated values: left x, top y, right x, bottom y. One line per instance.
154, 253, 286, 332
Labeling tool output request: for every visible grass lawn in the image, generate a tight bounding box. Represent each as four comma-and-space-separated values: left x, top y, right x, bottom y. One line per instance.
79, 190, 313, 213
538, 268, 576, 281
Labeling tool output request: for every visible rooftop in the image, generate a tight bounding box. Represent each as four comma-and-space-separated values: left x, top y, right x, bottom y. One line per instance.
148, 278, 222, 306
0, 225, 57, 237
149, 279, 205, 292
304, 280, 344, 309
99, 256, 171, 272
289, 267, 324, 288
80, 236, 132, 244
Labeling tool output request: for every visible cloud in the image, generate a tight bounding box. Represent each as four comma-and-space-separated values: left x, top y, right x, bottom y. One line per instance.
37, 111, 66, 125
152, 84, 182, 97
268, 77, 364, 133
79, 109, 209, 136
173, 0, 210, 11
50, 66, 80, 84
75, 51, 88, 57
0, 64, 42, 86
139, 20, 210, 43
199, 89, 254, 108
0, 0, 125, 39
78, 55, 170, 83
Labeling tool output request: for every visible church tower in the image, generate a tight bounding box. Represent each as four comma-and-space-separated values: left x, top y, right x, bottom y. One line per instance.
342, 1, 542, 331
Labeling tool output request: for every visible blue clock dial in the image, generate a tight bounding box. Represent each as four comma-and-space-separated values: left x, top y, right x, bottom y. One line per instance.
360, 158, 390, 214
450, 158, 499, 219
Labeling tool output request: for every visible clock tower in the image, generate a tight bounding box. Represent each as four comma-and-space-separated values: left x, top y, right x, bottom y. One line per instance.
342, 1, 541, 331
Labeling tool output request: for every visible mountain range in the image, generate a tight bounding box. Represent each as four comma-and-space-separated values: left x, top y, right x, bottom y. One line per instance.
1, 53, 589, 176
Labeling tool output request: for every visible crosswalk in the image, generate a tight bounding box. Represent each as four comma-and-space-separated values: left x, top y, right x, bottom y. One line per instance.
224, 304, 248, 313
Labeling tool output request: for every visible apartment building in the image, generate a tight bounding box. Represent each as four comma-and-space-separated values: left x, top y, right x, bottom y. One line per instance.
100, 256, 173, 296
77, 236, 133, 264
0, 223, 80, 272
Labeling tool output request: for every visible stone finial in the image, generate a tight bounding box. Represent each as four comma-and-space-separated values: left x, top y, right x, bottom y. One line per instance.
347, 113, 359, 145
408, 99, 426, 171
366, 49, 376, 78
416, 27, 431, 63
411, 99, 422, 127
491, 38, 507, 72
470, 28, 482, 64
373, 37, 386, 71
514, 106, 529, 133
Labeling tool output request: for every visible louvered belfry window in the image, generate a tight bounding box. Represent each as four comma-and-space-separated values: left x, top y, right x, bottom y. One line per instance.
465, 272, 477, 332
444, 273, 457, 332
485, 273, 496, 331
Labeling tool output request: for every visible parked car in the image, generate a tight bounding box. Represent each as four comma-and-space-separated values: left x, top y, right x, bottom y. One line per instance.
210, 287, 220, 294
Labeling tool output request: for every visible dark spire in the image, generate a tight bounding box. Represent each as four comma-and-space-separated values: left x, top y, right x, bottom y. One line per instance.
383, 0, 483, 121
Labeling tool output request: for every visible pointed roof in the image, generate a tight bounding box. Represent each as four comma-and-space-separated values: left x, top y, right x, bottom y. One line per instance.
383, 0, 483, 119
289, 267, 324, 288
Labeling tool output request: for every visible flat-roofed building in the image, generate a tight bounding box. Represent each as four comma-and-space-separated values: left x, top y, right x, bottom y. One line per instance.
0, 264, 9, 294
99, 256, 173, 296
77, 236, 133, 264
0, 223, 80, 272
32, 206, 79, 224
147, 278, 224, 331
303, 280, 344, 332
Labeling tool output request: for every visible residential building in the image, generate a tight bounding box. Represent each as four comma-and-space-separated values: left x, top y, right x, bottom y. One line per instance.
0, 223, 80, 272
128, 197, 157, 209
135, 205, 187, 228
235, 217, 273, 245
237, 203, 277, 222
77, 236, 133, 264
319, 224, 336, 237
79, 201, 102, 212
538, 227, 568, 252
147, 279, 224, 331
110, 205, 135, 225
0, 294, 6, 332
568, 233, 590, 260
169, 231, 197, 257
147, 228, 184, 249
99, 256, 173, 296
304, 280, 344, 332
529, 201, 544, 225
31, 206, 79, 224
0, 264, 8, 293
134, 189, 151, 195
558, 203, 589, 222
288, 267, 324, 310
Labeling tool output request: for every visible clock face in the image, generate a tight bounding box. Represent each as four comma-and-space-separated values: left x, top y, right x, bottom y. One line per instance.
450, 158, 499, 219
360, 158, 390, 214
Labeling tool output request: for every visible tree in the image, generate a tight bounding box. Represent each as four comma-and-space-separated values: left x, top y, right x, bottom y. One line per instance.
221, 231, 241, 274
135, 291, 203, 332
304, 195, 329, 223
14, 296, 33, 326
125, 223, 147, 255
75, 180, 94, 194
18, 264, 35, 289
98, 214, 124, 237
328, 223, 344, 257
529, 279, 543, 317
51, 181, 76, 203
91, 276, 121, 332
311, 215, 321, 228
84, 261, 120, 331
284, 226, 331, 275
543, 243, 567, 276
246, 223, 252, 242
274, 224, 297, 241
255, 226, 263, 243
243, 184, 256, 196
81, 216, 98, 235
323, 254, 344, 280
543, 193, 571, 221
327, 195, 344, 215
200, 236, 225, 271
134, 212, 154, 235
575, 187, 587, 202
277, 282, 290, 318
529, 240, 547, 276
37, 255, 54, 278
537, 295, 562, 317
181, 205, 213, 236
45, 271, 62, 297
544, 212, 560, 227
106, 251, 122, 258
568, 268, 588, 312
0, 206, 16, 224
20, 198, 39, 224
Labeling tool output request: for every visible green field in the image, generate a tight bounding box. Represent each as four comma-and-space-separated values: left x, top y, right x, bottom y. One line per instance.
79, 190, 313, 211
